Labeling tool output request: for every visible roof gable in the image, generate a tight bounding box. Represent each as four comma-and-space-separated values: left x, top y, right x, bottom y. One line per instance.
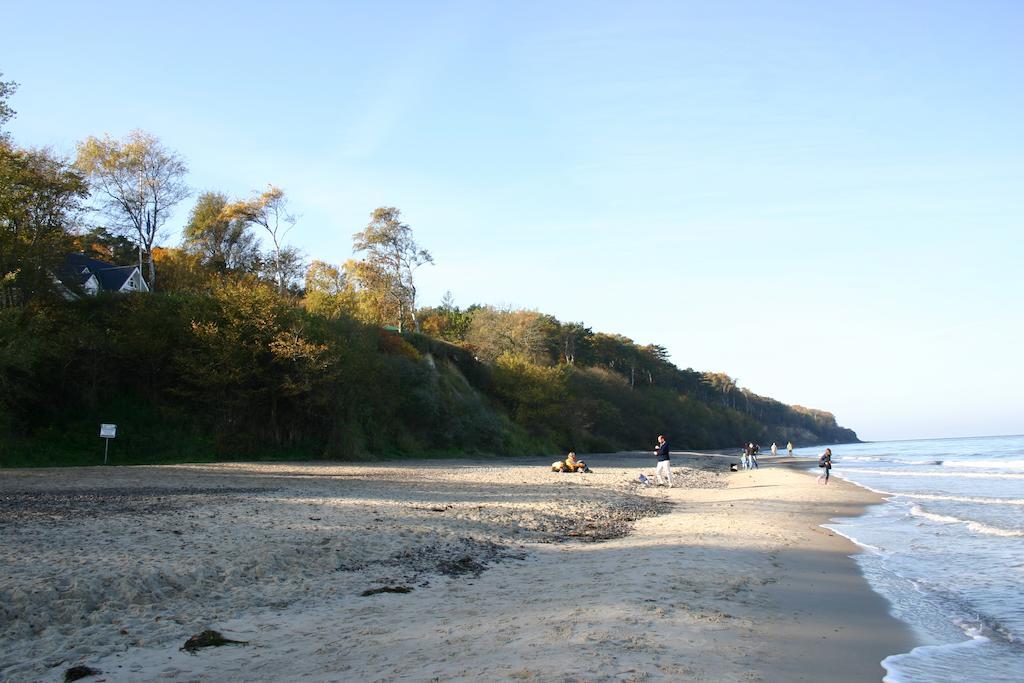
60, 254, 148, 294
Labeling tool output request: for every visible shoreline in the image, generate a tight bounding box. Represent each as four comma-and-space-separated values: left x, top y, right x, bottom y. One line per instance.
1, 455, 916, 681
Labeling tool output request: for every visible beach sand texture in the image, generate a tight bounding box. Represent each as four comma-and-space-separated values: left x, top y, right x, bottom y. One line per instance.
0, 454, 915, 682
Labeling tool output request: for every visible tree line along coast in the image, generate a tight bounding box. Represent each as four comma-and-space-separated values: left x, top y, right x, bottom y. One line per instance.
0, 73, 857, 466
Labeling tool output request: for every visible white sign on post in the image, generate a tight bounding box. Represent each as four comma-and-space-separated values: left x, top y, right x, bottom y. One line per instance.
100, 423, 117, 464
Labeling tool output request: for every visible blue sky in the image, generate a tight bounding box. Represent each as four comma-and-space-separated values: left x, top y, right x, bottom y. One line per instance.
5, 1, 1022, 441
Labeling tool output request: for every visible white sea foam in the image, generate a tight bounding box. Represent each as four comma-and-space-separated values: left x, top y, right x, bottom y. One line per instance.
909, 506, 962, 525
942, 458, 1024, 471
821, 522, 885, 554
882, 628, 990, 683
909, 505, 1024, 538
828, 473, 893, 496
964, 522, 1024, 538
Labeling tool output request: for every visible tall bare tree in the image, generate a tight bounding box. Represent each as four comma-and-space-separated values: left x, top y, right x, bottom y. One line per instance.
222, 185, 300, 294
351, 207, 432, 332
74, 130, 189, 291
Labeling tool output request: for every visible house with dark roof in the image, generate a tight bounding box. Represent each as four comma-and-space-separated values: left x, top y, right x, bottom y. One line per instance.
57, 254, 150, 298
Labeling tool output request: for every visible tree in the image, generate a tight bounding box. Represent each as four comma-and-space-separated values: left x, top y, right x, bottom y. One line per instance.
590, 332, 647, 388
351, 207, 432, 332
182, 191, 259, 273
419, 291, 474, 343
465, 307, 557, 365
151, 246, 207, 293
0, 143, 87, 306
491, 352, 568, 433
73, 226, 137, 265
181, 278, 334, 446
344, 258, 394, 326
303, 260, 357, 319
702, 372, 738, 407
261, 245, 305, 296
641, 344, 671, 363
0, 73, 16, 140
222, 185, 301, 294
74, 130, 189, 292
305, 260, 345, 292
558, 321, 593, 365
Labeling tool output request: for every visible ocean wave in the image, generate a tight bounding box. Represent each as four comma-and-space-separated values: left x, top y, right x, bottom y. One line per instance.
881, 601, 1023, 683
896, 493, 1024, 506
843, 469, 1024, 480
909, 505, 1024, 537
841, 457, 943, 465
942, 459, 1024, 471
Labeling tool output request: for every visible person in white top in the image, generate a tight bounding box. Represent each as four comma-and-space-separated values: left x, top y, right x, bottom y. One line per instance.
771, 442, 778, 456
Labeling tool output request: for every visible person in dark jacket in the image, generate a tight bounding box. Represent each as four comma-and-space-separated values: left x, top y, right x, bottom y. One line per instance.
816, 448, 833, 484
654, 435, 673, 487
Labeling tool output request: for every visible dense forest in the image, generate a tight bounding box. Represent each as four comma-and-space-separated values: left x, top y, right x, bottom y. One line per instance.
0, 73, 857, 466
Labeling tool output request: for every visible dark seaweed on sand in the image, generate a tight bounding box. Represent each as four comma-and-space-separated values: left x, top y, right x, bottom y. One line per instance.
181, 629, 249, 654
438, 555, 486, 576
361, 585, 413, 596
63, 665, 101, 682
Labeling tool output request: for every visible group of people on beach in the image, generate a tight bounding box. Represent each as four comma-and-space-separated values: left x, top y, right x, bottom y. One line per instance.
550, 451, 591, 473
551, 434, 675, 487
551, 435, 833, 486
738, 440, 794, 470
738, 440, 834, 484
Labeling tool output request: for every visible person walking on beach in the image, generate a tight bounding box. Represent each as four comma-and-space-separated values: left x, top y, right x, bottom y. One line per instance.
654, 435, 673, 487
743, 442, 754, 470
750, 443, 759, 469
787, 441, 793, 456
771, 442, 778, 457
816, 448, 833, 484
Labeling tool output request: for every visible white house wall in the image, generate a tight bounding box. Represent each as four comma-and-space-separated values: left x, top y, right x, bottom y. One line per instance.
117, 269, 150, 293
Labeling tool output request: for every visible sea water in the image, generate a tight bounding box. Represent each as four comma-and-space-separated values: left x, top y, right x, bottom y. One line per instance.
795, 435, 1024, 682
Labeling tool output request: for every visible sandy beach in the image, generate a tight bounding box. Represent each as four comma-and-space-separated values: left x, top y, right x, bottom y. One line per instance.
0, 453, 915, 682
